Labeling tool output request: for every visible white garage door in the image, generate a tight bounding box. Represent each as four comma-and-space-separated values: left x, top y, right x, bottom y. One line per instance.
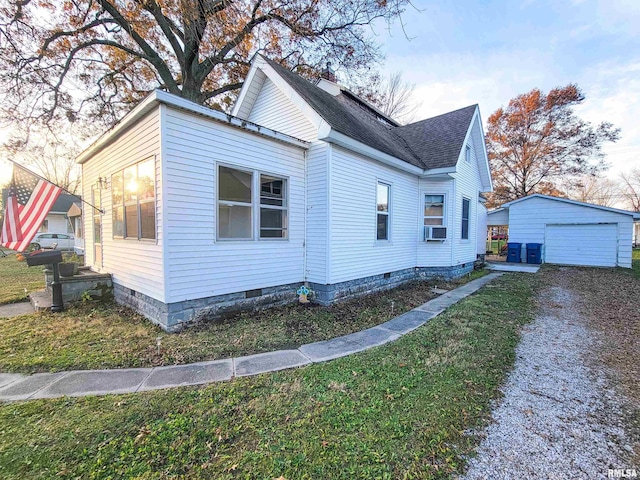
545, 224, 617, 267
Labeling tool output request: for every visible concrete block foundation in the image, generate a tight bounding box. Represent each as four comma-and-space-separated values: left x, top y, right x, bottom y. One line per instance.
115, 262, 476, 332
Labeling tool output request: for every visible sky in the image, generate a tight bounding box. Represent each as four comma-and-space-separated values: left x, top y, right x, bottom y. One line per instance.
1, 0, 639, 194
367, 0, 640, 182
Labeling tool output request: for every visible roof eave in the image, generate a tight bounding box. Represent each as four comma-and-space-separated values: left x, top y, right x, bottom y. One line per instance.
321, 128, 424, 176
77, 90, 310, 164
502, 194, 640, 217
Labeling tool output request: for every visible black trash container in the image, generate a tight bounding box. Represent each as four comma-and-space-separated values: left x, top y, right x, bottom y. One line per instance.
507, 242, 522, 263
526, 243, 543, 264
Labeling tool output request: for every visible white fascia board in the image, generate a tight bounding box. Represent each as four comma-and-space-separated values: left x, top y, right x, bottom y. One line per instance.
456, 107, 492, 192
231, 57, 262, 117
320, 128, 425, 176
258, 60, 326, 131
473, 108, 493, 192
77, 91, 159, 164
503, 193, 640, 218
77, 90, 309, 164
487, 207, 506, 214
155, 90, 309, 148
423, 166, 456, 176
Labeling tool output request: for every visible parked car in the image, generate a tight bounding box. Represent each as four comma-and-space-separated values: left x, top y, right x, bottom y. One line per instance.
29, 233, 75, 251
491, 233, 508, 240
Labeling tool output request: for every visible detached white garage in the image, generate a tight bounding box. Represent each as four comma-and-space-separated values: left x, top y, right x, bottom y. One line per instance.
500, 194, 640, 268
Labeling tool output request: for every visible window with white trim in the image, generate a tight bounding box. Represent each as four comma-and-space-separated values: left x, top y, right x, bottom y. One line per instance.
465, 145, 472, 163
376, 182, 390, 240
217, 165, 288, 240
112, 158, 156, 239
424, 194, 445, 226
218, 166, 253, 239
260, 174, 288, 238
461, 197, 470, 240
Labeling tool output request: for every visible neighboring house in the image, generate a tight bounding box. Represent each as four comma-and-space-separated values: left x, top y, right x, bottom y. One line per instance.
634, 222, 640, 247
490, 194, 640, 267
67, 202, 85, 254
1, 189, 77, 235
78, 55, 492, 331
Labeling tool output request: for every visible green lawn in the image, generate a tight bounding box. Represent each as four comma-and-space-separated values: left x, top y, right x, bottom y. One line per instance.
0, 269, 488, 374
0, 272, 538, 480
485, 240, 507, 254
633, 248, 640, 279
0, 254, 45, 304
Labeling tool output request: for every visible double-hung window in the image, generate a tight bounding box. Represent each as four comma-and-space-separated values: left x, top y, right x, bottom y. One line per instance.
112, 158, 156, 240
260, 175, 287, 238
218, 166, 253, 239
461, 197, 470, 240
376, 182, 390, 241
424, 194, 445, 226
465, 145, 472, 163
217, 165, 288, 240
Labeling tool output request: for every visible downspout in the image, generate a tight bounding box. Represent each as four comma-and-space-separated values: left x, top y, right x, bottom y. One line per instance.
303, 149, 308, 285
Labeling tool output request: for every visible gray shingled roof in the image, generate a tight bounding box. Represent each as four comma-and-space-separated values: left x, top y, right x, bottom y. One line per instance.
395, 105, 478, 170
262, 57, 477, 171
50, 193, 79, 213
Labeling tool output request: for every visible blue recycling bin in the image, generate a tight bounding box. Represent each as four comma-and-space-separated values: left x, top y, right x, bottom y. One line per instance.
526, 243, 543, 264
507, 242, 522, 263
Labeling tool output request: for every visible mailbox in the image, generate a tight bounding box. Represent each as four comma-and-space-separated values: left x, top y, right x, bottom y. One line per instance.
26, 250, 62, 266
25, 249, 64, 312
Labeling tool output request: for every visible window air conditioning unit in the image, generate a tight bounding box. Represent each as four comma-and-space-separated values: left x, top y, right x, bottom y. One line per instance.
424, 226, 447, 241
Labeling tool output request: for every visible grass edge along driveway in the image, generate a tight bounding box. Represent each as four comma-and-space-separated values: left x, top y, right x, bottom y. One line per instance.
0, 272, 538, 480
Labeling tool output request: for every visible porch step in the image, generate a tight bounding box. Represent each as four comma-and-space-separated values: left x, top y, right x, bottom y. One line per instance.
29, 291, 52, 312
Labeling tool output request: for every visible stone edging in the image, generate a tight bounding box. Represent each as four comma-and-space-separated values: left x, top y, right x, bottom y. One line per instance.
0, 273, 503, 402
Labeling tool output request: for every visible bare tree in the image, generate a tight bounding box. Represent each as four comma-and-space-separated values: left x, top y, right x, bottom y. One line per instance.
352, 70, 422, 124
620, 168, 640, 212
0, 0, 409, 133
561, 175, 619, 207
3, 128, 82, 194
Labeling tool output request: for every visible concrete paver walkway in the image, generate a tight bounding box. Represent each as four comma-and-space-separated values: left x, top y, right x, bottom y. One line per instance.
0, 273, 503, 402
487, 262, 540, 273
0, 301, 34, 318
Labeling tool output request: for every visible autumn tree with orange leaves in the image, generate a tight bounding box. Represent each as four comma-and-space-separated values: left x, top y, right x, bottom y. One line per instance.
0, 0, 409, 133
486, 84, 619, 208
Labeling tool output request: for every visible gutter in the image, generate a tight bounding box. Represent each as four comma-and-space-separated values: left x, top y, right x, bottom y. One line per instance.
77, 90, 310, 164
319, 128, 425, 176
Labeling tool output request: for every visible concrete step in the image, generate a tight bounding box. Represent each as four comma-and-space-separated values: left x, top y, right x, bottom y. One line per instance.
29, 290, 52, 312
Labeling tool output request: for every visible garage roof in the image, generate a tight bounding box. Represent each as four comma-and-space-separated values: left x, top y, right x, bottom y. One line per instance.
501, 194, 640, 219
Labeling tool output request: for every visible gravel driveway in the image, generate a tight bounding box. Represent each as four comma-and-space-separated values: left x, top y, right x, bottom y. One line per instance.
460, 267, 638, 480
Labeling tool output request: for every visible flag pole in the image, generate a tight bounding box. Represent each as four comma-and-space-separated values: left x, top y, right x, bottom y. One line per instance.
7, 159, 104, 214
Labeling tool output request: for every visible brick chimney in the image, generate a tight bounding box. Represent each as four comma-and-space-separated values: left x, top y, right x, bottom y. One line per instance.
320, 62, 336, 82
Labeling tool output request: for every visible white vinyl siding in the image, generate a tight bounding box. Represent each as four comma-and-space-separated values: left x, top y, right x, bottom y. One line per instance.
163, 106, 306, 302
487, 208, 509, 226
417, 179, 454, 267
305, 142, 330, 283
329, 146, 418, 284
247, 77, 317, 142
82, 108, 164, 301
477, 202, 488, 255
450, 116, 484, 265
508, 196, 634, 268
41, 214, 68, 234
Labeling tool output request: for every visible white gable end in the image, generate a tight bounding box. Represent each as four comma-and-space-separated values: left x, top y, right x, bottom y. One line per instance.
454, 110, 492, 193
246, 77, 318, 142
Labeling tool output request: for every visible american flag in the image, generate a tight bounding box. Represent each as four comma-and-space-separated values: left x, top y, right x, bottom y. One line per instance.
1, 164, 62, 252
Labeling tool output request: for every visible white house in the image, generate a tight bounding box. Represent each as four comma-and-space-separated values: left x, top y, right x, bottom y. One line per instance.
489, 194, 640, 267
78, 55, 492, 331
